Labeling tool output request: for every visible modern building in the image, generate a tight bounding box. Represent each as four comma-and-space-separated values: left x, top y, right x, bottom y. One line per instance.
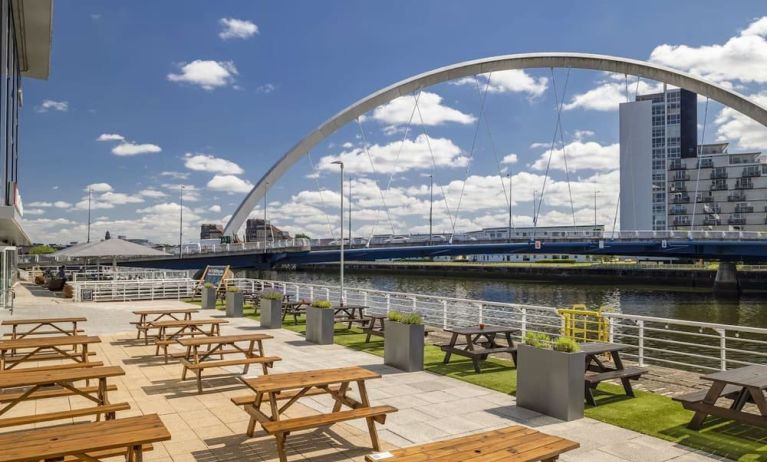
244, 218, 291, 243
200, 224, 224, 240
620, 88, 698, 231
1, 0, 53, 307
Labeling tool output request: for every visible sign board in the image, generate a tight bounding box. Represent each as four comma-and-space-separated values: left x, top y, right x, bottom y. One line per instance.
81, 288, 94, 301
198, 265, 231, 291
534, 240, 542, 250
661, 239, 668, 249
598, 240, 605, 249
220, 236, 231, 244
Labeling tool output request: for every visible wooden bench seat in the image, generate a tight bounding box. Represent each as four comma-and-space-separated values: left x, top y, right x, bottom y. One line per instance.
2, 361, 104, 373
61, 444, 153, 462
231, 385, 342, 406
673, 384, 745, 404
0, 384, 117, 403
3, 351, 97, 362
261, 405, 397, 434
0, 402, 131, 428
3, 329, 84, 337
585, 366, 647, 385
180, 356, 281, 370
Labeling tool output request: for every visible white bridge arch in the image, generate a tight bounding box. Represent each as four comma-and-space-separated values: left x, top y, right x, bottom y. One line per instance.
224, 52, 767, 237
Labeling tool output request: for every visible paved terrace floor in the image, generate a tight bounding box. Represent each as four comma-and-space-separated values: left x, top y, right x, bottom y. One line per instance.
0, 284, 724, 462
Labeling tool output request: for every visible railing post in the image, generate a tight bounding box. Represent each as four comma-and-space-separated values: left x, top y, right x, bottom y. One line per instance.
309, 286, 314, 301
343, 290, 348, 305
411, 296, 417, 313
608, 317, 615, 343
294, 284, 299, 300
477, 303, 483, 325
442, 300, 448, 329
520, 307, 527, 339
363, 292, 368, 307
637, 320, 645, 367
716, 328, 726, 371
325, 288, 330, 300
282, 285, 287, 295
385, 294, 391, 313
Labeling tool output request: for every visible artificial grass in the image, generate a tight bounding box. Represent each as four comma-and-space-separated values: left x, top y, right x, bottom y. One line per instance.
188, 299, 767, 461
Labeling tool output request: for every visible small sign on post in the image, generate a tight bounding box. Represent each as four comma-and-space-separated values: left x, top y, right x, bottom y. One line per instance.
661, 239, 668, 249
534, 240, 542, 250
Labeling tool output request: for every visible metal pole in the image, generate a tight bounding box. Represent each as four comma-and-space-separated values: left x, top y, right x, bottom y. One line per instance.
332, 161, 345, 305
179, 186, 184, 259
263, 182, 268, 249
87, 188, 91, 243
348, 176, 352, 245
594, 190, 599, 227
429, 174, 433, 246
507, 173, 512, 242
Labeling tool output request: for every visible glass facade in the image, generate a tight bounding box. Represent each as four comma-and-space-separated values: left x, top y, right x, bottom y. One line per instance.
0, 0, 21, 210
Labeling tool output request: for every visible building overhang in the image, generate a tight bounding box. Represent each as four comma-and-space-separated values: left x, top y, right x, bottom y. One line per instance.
13, 0, 53, 80
0, 206, 30, 246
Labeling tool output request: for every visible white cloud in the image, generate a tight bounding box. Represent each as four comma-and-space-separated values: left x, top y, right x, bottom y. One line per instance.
649, 16, 767, 85
501, 153, 518, 164
207, 175, 254, 194
454, 70, 549, 97
28, 201, 52, 207
99, 192, 144, 205
531, 141, 619, 172
219, 18, 258, 40
208, 205, 222, 213
111, 142, 162, 156
160, 171, 189, 180
317, 134, 468, 174
84, 183, 113, 193
563, 79, 664, 111
24, 208, 45, 216
36, 100, 68, 113
167, 60, 238, 90
370, 92, 475, 126
97, 133, 125, 142
256, 83, 276, 94
183, 153, 243, 175
53, 201, 71, 209
139, 189, 166, 198
715, 92, 767, 150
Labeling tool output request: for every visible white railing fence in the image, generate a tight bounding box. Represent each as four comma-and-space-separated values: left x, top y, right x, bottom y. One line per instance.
70, 278, 197, 302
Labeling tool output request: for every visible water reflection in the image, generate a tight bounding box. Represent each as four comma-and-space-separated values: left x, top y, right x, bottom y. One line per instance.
240, 269, 767, 328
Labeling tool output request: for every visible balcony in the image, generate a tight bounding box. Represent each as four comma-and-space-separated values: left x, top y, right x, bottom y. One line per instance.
670, 195, 690, 204
672, 173, 690, 181
668, 207, 688, 215
710, 171, 728, 179
735, 204, 755, 213
728, 216, 746, 225
668, 160, 686, 170
742, 168, 762, 178
710, 183, 728, 191
703, 217, 721, 226
703, 205, 721, 214
735, 180, 754, 189
668, 184, 687, 193
673, 217, 691, 226
698, 159, 714, 169
728, 192, 747, 202
695, 194, 714, 203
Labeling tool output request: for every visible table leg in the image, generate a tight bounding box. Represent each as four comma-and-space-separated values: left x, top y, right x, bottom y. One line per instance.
688, 381, 727, 430
357, 380, 381, 451
747, 386, 767, 416
610, 351, 634, 397
466, 334, 481, 373
442, 333, 458, 364
506, 332, 518, 366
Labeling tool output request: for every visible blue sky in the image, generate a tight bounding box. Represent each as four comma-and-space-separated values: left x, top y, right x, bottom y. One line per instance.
19, 1, 767, 244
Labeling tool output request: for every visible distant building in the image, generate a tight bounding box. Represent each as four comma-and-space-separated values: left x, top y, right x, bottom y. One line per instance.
245, 219, 291, 243
200, 224, 224, 240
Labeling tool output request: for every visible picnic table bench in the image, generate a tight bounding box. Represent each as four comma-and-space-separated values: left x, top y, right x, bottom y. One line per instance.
581, 342, 647, 406
0, 413, 171, 462
674, 364, 767, 429
131, 308, 199, 345
0, 335, 101, 371
233, 366, 397, 462
364, 314, 386, 342
1, 317, 87, 342
178, 334, 281, 393
282, 300, 309, 324
440, 326, 518, 373
333, 305, 368, 328
0, 365, 128, 429
365, 425, 579, 462
151, 318, 227, 363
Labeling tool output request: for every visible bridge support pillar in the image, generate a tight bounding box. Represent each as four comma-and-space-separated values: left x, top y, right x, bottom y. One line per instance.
714, 262, 740, 296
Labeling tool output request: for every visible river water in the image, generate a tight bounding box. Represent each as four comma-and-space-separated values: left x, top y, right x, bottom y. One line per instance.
242, 269, 767, 328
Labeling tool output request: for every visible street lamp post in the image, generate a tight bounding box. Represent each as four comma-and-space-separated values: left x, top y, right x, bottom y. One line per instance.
331, 161, 345, 305
87, 188, 92, 243
428, 174, 433, 246
263, 182, 269, 250
594, 189, 600, 227
179, 186, 184, 259
507, 173, 512, 242
348, 176, 352, 246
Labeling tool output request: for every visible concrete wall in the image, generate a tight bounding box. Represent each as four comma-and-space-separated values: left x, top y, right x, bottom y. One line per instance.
620, 100, 653, 231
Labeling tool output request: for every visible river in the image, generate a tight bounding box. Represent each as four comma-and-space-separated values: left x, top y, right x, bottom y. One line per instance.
241, 269, 767, 328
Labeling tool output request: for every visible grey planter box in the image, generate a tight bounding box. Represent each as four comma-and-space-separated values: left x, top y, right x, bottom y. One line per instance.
260, 299, 283, 329
384, 321, 424, 372
306, 307, 334, 344
225, 292, 244, 318
516, 344, 585, 421
201, 287, 217, 310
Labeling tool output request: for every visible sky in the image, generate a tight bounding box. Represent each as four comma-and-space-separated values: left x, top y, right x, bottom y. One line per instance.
18, 1, 767, 244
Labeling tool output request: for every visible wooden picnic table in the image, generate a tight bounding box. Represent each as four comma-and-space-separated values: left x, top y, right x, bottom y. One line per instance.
235, 366, 397, 462
178, 334, 281, 393
131, 308, 199, 345
0, 335, 101, 371
674, 364, 767, 429
363, 314, 386, 342
581, 342, 646, 406
282, 300, 309, 324
440, 326, 518, 373
333, 304, 367, 328
365, 425, 579, 462
0, 365, 128, 429
2, 317, 87, 342
0, 413, 171, 462
151, 318, 228, 363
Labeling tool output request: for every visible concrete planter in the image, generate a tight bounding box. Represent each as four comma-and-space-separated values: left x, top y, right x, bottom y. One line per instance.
260, 299, 283, 328
384, 321, 424, 372
306, 307, 334, 344
516, 344, 585, 421
201, 287, 217, 310
225, 292, 244, 317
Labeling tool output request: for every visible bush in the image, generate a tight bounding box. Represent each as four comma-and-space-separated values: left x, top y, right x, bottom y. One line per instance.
226, 286, 241, 293
261, 290, 283, 301
203, 282, 215, 289
552, 336, 580, 353
388, 311, 422, 325
524, 331, 551, 349
311, 299, 332, 309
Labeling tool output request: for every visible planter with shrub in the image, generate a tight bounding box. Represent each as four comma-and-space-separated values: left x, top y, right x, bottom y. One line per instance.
201, 283, 217, 310
225, 287, 244, 317
306, 299, 334, 344
383, 311, 424, 372
516, 333, 585, 421
259, 290, 284, 329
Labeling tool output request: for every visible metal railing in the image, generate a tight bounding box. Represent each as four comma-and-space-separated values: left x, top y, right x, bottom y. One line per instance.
233, 277, 767, 373
170, 238, 311, 256
70, 278, 197, 302
70, 269, 192, 282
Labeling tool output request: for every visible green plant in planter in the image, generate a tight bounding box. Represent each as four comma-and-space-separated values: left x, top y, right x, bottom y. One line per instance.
387, 311, 402, 322
226, 286, 241, 293
261, 290, 283, 300
524, 331, 552, 349
203, 282, 214, 289
553, 336, 580, 352
311, 299, 332, 309
388, 311, 422, 325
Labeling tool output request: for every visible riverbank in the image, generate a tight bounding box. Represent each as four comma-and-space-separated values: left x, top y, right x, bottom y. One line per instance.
296, 261, 767, 291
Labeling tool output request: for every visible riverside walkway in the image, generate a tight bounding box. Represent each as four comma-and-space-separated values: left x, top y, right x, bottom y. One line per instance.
1, 284, 726, 461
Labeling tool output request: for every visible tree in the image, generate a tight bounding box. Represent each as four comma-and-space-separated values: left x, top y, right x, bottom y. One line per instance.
295, 233, 311, 240
29, 245, 56, 255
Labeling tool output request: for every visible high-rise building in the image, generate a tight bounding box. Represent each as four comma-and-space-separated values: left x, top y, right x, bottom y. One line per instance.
620, 88, 766, 231
244, 219, 291, 243
200, 224, 224, 240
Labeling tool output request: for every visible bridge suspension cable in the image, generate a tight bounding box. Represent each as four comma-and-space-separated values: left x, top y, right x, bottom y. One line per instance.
306, 150, 338, 240
549, 67, 578, 232
355, 116, 398, 237
691, 96, 710, 231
